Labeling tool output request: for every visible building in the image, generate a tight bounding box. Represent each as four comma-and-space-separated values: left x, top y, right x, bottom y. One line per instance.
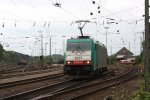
115, 47, 135, 64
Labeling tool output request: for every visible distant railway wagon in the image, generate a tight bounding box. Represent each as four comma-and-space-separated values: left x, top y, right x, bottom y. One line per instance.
17, 60, 27, 65
64, 36, 107, 78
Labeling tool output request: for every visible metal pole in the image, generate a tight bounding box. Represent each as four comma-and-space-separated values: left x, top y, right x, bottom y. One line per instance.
140, 36, 142, 53
104, 27, 109, 49
129, 42, 130, 51
62, 36, 66, 54
106, 29, 107, 49
55, 47, 56, 54
50, 37, 51, 57
45, 43, 47, 56
40, 34, 44, 67
41, 34, 44, 57
144, 0, 150, 92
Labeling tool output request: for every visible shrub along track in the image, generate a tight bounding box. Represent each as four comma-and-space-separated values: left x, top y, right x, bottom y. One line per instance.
30, 67, 138, 100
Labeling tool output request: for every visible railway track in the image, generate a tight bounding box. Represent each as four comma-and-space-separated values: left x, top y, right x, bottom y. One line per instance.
0, 64, 17, 70
30, 67, 138, 100
0, 65, 24, 73
1, 79, 88, 100
0, 64, 62, 73
0, 72, 64, 89
0, 65, 63, 79
1, 69, 114, 100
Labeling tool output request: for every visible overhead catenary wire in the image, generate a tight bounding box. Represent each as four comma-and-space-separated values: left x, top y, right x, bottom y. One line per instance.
48, 0, 80, 19
60, 8, 79, 19
73, 0, 89, 16
9, 0, 31, 20
27, 0, 47, 22
109, 5, 143, 18
0, 0, 144, 55
0, 8, 30, 22
5, 0, 52, 27
0, 0, 143, 27
90, 1, 144, 25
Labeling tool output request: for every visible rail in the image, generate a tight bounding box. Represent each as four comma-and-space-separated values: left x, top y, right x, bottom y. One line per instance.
32, 67, 138, 100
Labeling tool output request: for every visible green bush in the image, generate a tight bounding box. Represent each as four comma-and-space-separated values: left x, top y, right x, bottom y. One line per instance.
133, 81, 150, 100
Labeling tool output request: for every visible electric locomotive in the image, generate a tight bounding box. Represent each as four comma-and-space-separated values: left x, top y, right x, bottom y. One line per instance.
64, 36, 107, 78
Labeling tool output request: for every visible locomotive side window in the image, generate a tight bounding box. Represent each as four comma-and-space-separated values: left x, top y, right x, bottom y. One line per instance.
67, 42, 91, 51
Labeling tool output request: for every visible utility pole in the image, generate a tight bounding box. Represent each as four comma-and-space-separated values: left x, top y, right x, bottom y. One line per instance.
129, 42, 130, 51
104, 27, 109, 49
40, 34, 44, 67
144, 0, 150, 92
45, 43, 48, 56
41, 34, 44, 57
62, 36, 66, 54
50, 37, 51, 57
140, 36, 142, 53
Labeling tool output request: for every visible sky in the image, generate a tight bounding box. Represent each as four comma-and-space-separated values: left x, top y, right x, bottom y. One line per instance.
0, 0, 144, 56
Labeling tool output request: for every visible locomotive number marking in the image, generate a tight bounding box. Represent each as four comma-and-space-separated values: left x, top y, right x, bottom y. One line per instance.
75, 56, 82, 60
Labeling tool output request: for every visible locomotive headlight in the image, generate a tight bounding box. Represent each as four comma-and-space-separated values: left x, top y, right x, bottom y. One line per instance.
87, 61, 90, 64
86, 61, 90, 64
77, 52, 80, 55
67, 61, 71, 64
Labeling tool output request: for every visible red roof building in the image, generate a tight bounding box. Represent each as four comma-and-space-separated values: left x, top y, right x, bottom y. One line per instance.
115, 47, 135, 64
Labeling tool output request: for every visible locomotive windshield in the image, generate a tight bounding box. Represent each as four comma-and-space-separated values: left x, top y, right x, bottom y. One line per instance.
67, 42, 91, 51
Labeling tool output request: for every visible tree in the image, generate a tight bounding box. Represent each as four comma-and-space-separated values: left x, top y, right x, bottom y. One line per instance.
109, 54, 117, 64
44, 56, 53, 65
0, 44, 3, 61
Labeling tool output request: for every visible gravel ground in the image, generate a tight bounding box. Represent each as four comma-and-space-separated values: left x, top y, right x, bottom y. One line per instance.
81, 66, 144, 100
0, 65, 64, 98
0, 64, 141, 100
0, 75, 67, 98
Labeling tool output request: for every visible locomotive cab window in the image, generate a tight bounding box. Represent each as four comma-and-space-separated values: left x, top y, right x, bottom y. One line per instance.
67, 42, 91, 51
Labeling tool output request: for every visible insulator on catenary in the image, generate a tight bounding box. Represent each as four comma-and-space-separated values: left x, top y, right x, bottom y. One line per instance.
90, 12, 93, 15
43, 22, 46, 27
92, 1, 95, 4
53, 3, 61, 7
2, 22, 4, 27
33, 22, 36, 27
48, 22, 50, 27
